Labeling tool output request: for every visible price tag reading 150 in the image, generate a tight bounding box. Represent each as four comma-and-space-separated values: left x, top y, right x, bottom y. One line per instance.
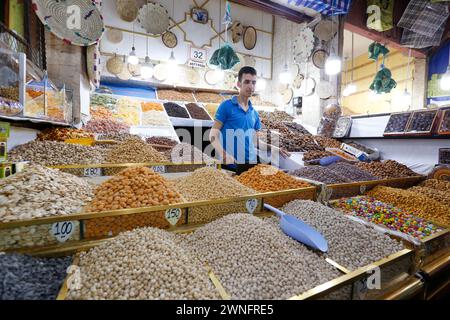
165, 208, 182, 226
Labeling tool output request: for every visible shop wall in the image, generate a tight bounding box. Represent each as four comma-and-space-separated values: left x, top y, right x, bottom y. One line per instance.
341, 47, 428, 115
99, 0, 274, 89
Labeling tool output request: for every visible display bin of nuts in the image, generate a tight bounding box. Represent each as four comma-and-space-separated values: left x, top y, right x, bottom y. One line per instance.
157, 89, 195, 102
405, 109, 439, 136
0, 49, 25, 116
437, 107, 450, 135
383, 112, 412, 136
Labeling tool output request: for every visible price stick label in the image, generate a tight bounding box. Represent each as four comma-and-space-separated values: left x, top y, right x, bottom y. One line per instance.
50, 221, 76, 243
246, 199, 259, 214
83, 167, 102, 177
360, 185, 367, 194
152, 165, 166, 174
165, 208, 182, 226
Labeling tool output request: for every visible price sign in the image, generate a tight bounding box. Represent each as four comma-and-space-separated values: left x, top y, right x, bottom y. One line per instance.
246, 199, 259, 214
50, 221, 76, 243
360, 185, 367, 194
83, 167, 102, 177
188, 47, 207, 68
165, 208, 182, 226
152, 165, 166, 174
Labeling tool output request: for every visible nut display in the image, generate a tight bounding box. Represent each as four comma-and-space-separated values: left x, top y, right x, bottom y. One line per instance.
141, 102, 164, 112
280, 200, 405, 271
68, 227, 219, 300
114, 98, 141, 126
407, 110, 437, 133
326, 148, 358, 162
0, 253, 72, 300
194, 92, 223, 104
146, 136, 179, 151
0, 164, 93, 222
250, 95, 277, 108
185, 103, 212, 120
283, 122, 312, 136
281, 132, 322, 153
168, 143, 214, 164
314, 136, 341, 149
84, 118, 130, 135
104, 137, 168, 175
84, 167, 185, 237
291, 166, 350, 184
173, 167, 256, 224
183, 213, 341, 299
408, 186, 450, 206
258, 111, 294, 122
328, 162, 378, 182
236, 165, 310, 207
0, 86, 19, 101
90, 94, 117, 108
303, 150, 333, 162
367, 186, 450, 226
438, 109, 450, 133
90, 105, 113, 119
331, 196, 440, 239
0, 97, 23, 116
37, 128, 94, 142
157, 89, 194, 102
163, 102, 190, 118
0, 222, 80, 250
384, 113, 411, 133
347, 141, 376, 155
141, 110, 171, 127
96, 133, 138, 141
355, 160, 418, 179
419, 179, 450, 192
9, 140, 104, 166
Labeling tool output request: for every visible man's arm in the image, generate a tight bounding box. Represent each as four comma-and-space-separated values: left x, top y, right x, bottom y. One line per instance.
209, 120, 236, 164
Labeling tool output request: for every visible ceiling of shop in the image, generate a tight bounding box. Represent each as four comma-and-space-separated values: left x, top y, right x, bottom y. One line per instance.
343, 29, 374, 60
269, 0, 319, 17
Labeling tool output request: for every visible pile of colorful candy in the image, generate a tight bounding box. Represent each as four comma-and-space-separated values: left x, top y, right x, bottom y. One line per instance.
331, 196, 440, 239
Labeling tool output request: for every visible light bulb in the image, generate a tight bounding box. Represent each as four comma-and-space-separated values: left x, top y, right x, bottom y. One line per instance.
256, 76, 266, 91
440, 66, 450, 91
127, 47, 139, 65
280, 64, 291, 84
166, 51, 179, 76
343, 83, 357, 97
325, 54, 342, 75
141, 56, 153, 79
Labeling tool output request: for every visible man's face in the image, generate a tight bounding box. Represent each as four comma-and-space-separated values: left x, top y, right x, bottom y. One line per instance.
237, 73, 257, 97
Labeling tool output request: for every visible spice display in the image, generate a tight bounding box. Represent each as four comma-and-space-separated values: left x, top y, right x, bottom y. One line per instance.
328, 162, 378, 182
114, 98, 141, 126
90, 105, 113, 119
84, 118, 130, 135
157, 89, 194, 102
183, 213, 341, 299
291, 166, 350, 184
68, 227, 219, 300
163, 102, 190, 118
0, 97, 23, 116
0, 254, 72, 300
85, 167, 185, 237
195, 92, 223, 104
355, 160, 418, 179
141, 101, 164, 112
384, 113, 411, 134
104, 137, 168, 175
90, 94, 117, 108
303, 150, 333, 162
280, 200, 405, 271
37, 128, 94, 142
419, 179, 450, 192
185, 103, 212, 120
331, 196, 440, 239
236, 165, 310, 207
408, 186, 450, 206
9, 140, 104, 166
406, 110, 437, 133
168, 143, 214, 164
367, 186, 450, 226
0, 164, 93, 222
204, 104, 219, 118
0, 86, 19, 101
141, 110, 171, 127
173, 167, 256, 224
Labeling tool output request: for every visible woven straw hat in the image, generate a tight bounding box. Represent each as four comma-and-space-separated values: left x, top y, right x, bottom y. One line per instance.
116, 0, 139, 22
106, 54, 124, 75
138, 2, 170, 36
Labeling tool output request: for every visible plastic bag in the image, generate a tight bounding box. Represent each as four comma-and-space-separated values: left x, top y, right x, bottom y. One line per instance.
209, 43, 240, 70
366, 0, 394, 32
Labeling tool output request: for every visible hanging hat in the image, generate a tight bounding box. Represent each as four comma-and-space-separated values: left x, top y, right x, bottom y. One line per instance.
138, 2, 170, 36
231, 21, 244, 43
116, 0, 139, 22
243, 26, 257, 50
31, 0, 104, 46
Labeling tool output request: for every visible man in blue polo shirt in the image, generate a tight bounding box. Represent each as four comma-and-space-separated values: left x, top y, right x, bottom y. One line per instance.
209, 66, 289, 171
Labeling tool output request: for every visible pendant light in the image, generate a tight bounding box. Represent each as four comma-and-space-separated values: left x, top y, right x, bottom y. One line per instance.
127, 21, 139, 65
166, 0, 178, 73
343, 32, 357, 95
440, 45, 450, 91
141, 33, 153, 79
325, 5, 341, 76
402, 48, 412, 99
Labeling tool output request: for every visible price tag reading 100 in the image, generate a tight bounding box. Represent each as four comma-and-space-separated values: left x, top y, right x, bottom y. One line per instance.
50, 221, 76, 243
